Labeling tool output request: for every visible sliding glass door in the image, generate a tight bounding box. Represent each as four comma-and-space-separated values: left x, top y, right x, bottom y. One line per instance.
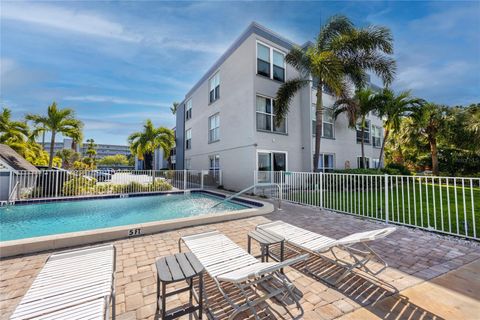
257, 151, 287, 183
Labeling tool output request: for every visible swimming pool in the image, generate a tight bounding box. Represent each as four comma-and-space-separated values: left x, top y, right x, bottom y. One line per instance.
0, 192, 250, 241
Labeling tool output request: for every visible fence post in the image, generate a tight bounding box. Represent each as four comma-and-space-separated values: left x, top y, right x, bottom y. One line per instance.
319, 172, 323, 209
384, 174, 389, 223
201, 171, 204, 190
183, 169, 187, 190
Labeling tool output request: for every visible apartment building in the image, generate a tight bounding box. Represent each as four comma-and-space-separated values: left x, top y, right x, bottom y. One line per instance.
43, 138, 131, 159
175, 22, 384, 191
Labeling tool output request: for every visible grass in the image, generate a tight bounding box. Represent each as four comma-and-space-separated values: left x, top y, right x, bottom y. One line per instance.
287, 181, 480, 238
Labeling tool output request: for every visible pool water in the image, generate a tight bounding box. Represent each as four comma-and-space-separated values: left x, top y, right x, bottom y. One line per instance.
0, 193, 249, 241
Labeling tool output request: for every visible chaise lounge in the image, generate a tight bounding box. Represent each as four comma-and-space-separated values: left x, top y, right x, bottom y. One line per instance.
257, 220, 396, 284
10, 245, 116, 320
179, 230, 309, 320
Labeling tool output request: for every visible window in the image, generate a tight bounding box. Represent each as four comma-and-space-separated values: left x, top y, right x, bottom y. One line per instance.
257, 43, 270, 78
315, 153, 335, 172
185, 129, 192, 150
372, 158, 380, 169
272, 50, 285, 82
257, 151, 287, 183
209, 72, 220, 103
372, 125, 382, 148
185, 158, 191, 170
209, 154, 220, 171
208, 114, 220, 143
256, 42, 286, 82
256, 95, 286, 133
356, 120, 371, 144
312, 105, 334, 138
357, 156, 370, 169
185, 99, 192, 120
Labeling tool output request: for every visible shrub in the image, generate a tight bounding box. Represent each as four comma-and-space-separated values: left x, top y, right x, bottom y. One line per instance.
383, 163, 411, 175
62, 176, 97, 196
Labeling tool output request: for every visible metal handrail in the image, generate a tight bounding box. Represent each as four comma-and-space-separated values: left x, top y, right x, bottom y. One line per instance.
212, 183, 282, 209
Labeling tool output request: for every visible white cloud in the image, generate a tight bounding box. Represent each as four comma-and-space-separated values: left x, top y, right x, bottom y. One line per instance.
64, 95, 170, 108
1, 2, 141, 42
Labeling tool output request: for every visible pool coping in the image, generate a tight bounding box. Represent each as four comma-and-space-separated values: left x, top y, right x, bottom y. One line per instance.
0, 190, 274, 259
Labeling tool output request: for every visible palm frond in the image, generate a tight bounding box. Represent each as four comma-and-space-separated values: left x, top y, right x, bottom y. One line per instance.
275, 78, 310, 126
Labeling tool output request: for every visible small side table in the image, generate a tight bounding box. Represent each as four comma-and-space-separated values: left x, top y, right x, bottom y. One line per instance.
248, 229, 285, 270
155, 252, 204, 320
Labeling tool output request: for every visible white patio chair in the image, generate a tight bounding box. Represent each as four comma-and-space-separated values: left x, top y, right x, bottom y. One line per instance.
179, 230, 308, 320
257, 221, 395, 284
10, 244, 116, 320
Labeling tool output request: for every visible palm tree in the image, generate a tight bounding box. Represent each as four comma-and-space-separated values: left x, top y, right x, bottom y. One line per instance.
275, 15, 396, 170
333, 88, 384, 168
0, 107, 29, 144
170, 102, 179, 115
26, 102, 83, 168
403, 103, 446, 175
128, 120, 175, 170
375, 89, 425, 168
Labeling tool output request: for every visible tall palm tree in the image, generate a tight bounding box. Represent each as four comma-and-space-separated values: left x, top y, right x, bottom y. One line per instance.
0, 107, 29, 144
275, 15, 396, 170
333, 88, 384, 168
403, 103, 446, 175
375, 89, 424, 168
128, 120, 175, 170
26, 102, 83, 168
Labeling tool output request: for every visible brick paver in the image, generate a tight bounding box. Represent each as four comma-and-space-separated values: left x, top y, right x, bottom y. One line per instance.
1, 200, 479, 319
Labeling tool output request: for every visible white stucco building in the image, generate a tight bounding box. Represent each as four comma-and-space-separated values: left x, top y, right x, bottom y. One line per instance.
175, 22, 384, 191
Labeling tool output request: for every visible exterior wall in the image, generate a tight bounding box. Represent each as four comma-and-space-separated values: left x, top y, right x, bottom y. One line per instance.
0, 172, 10, 201
175, 104, 186, 170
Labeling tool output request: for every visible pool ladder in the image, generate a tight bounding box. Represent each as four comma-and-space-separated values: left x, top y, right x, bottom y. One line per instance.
211, 183, 282, 209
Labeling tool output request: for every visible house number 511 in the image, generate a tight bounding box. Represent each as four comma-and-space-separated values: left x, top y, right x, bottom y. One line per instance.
128, 228, 141, 236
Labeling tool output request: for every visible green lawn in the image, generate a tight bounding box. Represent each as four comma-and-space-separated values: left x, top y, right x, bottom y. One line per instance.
287, 182, 480, 238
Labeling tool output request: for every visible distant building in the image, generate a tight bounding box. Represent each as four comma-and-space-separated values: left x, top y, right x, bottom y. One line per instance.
42, 138, 131, 159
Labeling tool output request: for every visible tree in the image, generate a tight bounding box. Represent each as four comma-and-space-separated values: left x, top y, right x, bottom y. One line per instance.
275, 15, 396, 170
403, 103, 446, 175
0, 107, 29, 144
97, 154, 129, 167
56, 149, 81, 169
128, 120, 175, 170
26, 102, 83, 168
85, 138, 97, 159
333, 88, 384, 168
170, 102, 179, 115
375, 89, 424, 168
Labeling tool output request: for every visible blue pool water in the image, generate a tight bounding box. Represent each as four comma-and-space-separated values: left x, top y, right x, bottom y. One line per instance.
0, 193, 250, 241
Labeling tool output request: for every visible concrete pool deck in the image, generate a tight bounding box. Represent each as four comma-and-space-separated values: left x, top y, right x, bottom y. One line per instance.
1, 200, 479, 319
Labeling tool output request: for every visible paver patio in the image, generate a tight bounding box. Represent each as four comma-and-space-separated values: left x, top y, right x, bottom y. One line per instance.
1, 200, 479, 319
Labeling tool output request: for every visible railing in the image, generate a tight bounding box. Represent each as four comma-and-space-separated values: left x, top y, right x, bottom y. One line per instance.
254, 171, 480, 240
212, 182, 281, 208
9, 169, 222, 200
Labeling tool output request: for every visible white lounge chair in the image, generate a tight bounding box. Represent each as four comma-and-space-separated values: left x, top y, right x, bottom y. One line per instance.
257, 221, 395, 284
179, 230, 308, 320
10, 245, 116, 320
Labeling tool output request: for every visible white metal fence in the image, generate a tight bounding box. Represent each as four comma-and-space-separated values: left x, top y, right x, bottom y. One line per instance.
254, 171, 480, 240
7, 170, 222, 201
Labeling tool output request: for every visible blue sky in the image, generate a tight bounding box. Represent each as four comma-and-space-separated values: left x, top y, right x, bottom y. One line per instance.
1, 1, 479, 145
